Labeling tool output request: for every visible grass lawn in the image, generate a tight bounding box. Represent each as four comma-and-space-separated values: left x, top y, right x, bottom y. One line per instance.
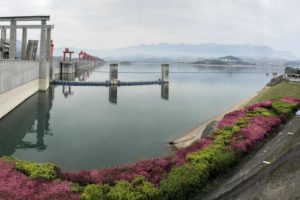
248, 81, 300, 105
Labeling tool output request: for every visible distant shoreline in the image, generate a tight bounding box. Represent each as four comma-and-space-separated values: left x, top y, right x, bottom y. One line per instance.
116, 62, 284, 68
188, 63, 258, 67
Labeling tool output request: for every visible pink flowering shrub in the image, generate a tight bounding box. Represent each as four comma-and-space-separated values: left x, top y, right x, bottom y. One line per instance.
217, 109, 246, 128
103, 157, 174, 186
246, 100, 273, 110
63, 157, 174, 187
230, 115, 281, 152
0, 160, 79, 200
281, 96, 300, 105
63, 139, 212, 187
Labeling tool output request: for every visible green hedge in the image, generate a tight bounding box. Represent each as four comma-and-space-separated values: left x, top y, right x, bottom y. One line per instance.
80, 176, 160, 200
1, 156, 58, 180
160, 163, 209, 200
246, 107, 275, 117
81, 184, 107, 200
271, 101, 297, 116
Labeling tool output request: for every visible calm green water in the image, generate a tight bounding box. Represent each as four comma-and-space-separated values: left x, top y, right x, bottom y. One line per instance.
0, 63, 283, 171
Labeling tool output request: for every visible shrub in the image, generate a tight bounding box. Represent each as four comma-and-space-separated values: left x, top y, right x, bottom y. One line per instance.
235, 118, 249, 128
1, 157, 58, 180
160, 163, 209, 200
246, 100, 273, 110
230, 116, 281, 152
79, 177, 160, 200
246, 107, 275, 117
271, 101, 297, 117
80, 184, 110, 200
64, 140, 213, 187
217, 109, 246, 129
281, 96, 300, 105
187, 144, 236, 175
107, 176, 160, 200
0, 160, 79, 200
64, 157, 175, 187
173, 138, 213, 166
213, 125, 241, 146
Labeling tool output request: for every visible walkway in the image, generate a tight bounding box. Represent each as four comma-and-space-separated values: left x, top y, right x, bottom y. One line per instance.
196, 115, 300, 200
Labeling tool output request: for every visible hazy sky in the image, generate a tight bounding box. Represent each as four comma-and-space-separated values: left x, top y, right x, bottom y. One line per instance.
1, 0, 300, 56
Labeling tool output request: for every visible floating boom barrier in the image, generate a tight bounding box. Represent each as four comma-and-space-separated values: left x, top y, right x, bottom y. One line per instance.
52, 80, 164, 87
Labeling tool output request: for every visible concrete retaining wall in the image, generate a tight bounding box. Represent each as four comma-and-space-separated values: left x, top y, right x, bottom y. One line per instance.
0, 60, 40, 119
0, 60, 39, 94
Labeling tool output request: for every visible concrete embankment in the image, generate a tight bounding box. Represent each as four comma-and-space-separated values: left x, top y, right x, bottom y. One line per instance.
0, 60, 40, 119
170, 87, 269, 149
198, 115, 300, 200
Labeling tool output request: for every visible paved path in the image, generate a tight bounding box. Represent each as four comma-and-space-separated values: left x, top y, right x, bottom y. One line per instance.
195, 115, 300, 200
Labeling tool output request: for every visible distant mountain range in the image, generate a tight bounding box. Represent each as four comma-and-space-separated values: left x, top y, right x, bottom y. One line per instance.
52, 43, 297, 61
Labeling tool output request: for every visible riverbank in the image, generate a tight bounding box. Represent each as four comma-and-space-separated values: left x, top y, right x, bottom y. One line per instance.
171, 79, 300, 149
170, 87, 269, 149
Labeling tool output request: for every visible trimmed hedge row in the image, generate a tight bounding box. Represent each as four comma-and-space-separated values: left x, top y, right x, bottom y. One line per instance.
2, 156, 59, 180
0, 96, 299, 200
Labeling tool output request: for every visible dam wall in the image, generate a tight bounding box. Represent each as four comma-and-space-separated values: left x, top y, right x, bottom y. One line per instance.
0, 60, 41, 119
75, 60, 96, 71
52, 60, 97, 76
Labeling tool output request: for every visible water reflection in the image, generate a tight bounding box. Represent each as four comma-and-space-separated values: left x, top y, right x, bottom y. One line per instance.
108, 83, 169, 104
109, 85, 118, 104
161, 83, 169, 100
55, 68, 93, 81
0, 86, 54, 156
77, 69, 91, 81
190, 64, 284, 74
62, 85, 74, 98
0, 81, 168, 158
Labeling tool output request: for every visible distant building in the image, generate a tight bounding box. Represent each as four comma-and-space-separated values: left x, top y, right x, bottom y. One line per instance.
284, 67, 300, 82
193, 55, 254, 65
218, 55, 241, 62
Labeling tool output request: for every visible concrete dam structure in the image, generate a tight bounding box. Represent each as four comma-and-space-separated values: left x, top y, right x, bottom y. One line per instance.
52, 48, 101, 81
0, 16, 52, 119
0, 16, 101, 119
